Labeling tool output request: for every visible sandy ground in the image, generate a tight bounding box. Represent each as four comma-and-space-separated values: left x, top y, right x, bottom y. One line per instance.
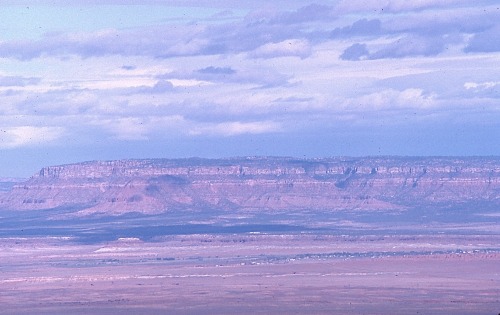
1, 234, 499, 315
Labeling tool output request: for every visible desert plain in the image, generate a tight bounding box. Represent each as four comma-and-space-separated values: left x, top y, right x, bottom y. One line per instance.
0, 157, 499, 314
1, 213, 499, 315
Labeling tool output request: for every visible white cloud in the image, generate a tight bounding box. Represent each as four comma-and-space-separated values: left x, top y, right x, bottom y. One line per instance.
168, 79, 213, 87
344, 88, 436, 111
102, 117, 150, 140
189, 121, 282, 136
249, 39, 312, 59
76, 78, 158, 90
90, 115, 187, 140
0, 126, 64, 148
0, 1, 499, 166
464, 81, 500, 90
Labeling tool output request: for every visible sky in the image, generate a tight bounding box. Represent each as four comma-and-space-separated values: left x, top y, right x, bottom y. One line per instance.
0, 1, 499, 177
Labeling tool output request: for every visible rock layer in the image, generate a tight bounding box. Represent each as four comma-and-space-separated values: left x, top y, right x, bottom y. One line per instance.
0, 157, 499, 215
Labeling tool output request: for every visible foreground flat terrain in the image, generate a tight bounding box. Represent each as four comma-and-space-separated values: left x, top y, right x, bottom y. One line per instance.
1, 233, 499, 315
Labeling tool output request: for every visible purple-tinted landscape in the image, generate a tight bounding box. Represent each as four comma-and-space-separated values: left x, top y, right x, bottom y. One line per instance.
1, 1, 499, 314
1, 157, 499, 314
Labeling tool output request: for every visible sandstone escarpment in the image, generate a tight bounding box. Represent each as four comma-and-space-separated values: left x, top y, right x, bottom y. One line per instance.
0, 157, 498, 215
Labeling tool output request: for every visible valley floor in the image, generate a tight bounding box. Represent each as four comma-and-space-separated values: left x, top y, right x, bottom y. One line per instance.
1, 233, 499, 315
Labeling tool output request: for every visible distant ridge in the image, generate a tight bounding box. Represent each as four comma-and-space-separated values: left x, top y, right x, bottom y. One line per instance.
0, 156, 498, 216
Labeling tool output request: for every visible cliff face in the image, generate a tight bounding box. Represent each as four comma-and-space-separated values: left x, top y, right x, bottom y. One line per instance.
0, 157, 499, 215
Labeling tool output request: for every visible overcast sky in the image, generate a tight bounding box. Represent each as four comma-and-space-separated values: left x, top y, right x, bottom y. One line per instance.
0, 1, 499, 177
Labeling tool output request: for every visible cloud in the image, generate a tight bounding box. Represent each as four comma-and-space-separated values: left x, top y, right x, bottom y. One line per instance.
134, 80, 175, 94
0, 1, 499, 164
120, 65, 137, 71
0, 1, 495, 65
190, 66, 237, 82
159, 65, 291, 88
340, 43, 369, 61
464, 81, 500, 90
197, 66, 236, 75
0, 3, 329, 61
464, 81, 500, 98
335, 0, 475, 14
272, 4, 336, 24
91, 115, 186, 140
199, 16, 306, 57
464, 26, 500, 52
0, 76, 41, 87
370, 35, 447, 59
99, 117, 150, 140
341, 34, 451, 60
0, 126, 63, 148
331, 19, 382, 38
150, 80, 175, 93
249, 39, 311, 59
344, 88, 436, 111
0, 25, 208, 60
332, 3, 499, 58
383, 6, 499, 35
189, 121, 282, 136
273, 96, 314, 103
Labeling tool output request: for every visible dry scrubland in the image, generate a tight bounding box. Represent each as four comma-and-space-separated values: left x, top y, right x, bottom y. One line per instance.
1, 233, 499, 315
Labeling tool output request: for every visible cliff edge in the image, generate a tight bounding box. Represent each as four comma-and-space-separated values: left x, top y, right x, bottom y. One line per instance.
0, 157, 498, 216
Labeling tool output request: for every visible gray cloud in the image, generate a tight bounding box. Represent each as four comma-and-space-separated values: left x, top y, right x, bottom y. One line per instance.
1, 1, 500, 162
0, 76, 41, 87
0, 2, 497, 63
331, 19, 381, 38
340, 43, 369, 61
271, 4, 336, 25
197, 66, 236, 75
334, 4, 499, 60
0, 25, 206, 60
121, 65, 136, 71
0, 4, 328, 61
335, 0, 488, 14
198, 19, 305, 57
0, 20, 294, 60
382, 5, 500, 36
134, 80, 175, 94
340, 34, 455, 61
465, 26, 500, 52
370, 35, 447, 59
158, 65, 291, 88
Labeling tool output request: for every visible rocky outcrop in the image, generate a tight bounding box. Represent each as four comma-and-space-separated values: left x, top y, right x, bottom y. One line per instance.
0, 178, 25, 192
0, 157, 498, 215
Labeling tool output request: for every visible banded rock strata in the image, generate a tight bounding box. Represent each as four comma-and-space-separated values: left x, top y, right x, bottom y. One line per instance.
0, 157, 498, 215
